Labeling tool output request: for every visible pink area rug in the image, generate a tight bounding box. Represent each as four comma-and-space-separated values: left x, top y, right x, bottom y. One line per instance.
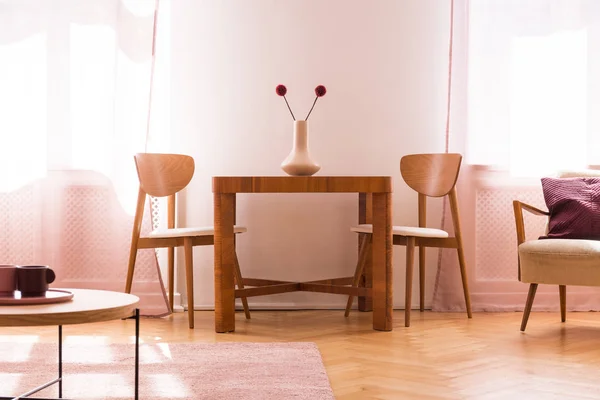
1, 341, 334, 400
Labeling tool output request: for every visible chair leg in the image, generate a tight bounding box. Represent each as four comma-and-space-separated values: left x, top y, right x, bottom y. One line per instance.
233, 251, 251, 320
456, 244, 473, 319
345, 234, 371, 317
521, 283, 538, 332
559, 285, 566, 323
168, 247, 175, 312
358, 233, 373, 312
419, 246, 426, 312
449, 190, 472, 319
183, 237, 194, 329
405, 237, 416, 327
125, 241, 139, 294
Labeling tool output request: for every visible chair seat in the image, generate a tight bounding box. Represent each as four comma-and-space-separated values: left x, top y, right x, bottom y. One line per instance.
146, 225, 247, 239
350, 224, 449, 238
519, 239, 600, 286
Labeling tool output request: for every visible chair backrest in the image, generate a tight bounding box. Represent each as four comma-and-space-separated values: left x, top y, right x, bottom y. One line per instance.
134, 153, 195, 197
400, 153, 462, 197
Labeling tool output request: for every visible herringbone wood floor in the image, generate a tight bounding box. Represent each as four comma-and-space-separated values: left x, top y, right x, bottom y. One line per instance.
4, 310, 600, 399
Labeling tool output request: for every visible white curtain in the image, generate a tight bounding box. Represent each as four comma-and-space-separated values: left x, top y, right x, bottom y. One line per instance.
433, 0, 600, 312
467, 0, 600, 176
0, 0, 170, 315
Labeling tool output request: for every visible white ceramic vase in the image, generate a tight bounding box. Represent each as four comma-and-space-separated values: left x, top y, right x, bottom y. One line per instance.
281, 120, 321, 176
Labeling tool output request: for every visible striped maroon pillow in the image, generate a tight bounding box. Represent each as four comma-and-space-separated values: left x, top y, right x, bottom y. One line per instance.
540, 177, 600, 240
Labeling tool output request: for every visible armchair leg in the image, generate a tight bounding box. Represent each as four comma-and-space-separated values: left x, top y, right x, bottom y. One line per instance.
559, 285, 566, 323
405, 237, 416, 327
521, 283, 538, 332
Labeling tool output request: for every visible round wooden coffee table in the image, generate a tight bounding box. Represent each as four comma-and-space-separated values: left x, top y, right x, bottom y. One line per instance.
0, 288, 140, 400
0, 288, 138, 326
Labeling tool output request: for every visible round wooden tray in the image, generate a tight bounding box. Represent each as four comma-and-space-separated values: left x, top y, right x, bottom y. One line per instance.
0, 289, 74, 305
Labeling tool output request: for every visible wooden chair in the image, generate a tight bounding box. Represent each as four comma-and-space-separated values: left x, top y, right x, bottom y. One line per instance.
124, 153, 250, 328
345, 153, 472, 326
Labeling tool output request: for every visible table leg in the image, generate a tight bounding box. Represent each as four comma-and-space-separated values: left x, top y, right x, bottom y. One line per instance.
3, 327, 64, 399
3, 313, 139, 400
358, 193, 373, 312
372, 192, 393, 331
134, 308, 139, 400
214, 192, 236, 333
58, 325, 62, 398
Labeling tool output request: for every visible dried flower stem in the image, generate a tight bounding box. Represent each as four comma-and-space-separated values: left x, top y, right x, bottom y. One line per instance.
283, 96, 296, 121
305, 97, 318, 121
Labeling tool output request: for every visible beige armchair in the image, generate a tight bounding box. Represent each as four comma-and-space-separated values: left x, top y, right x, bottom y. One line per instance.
513, 170, 600, 331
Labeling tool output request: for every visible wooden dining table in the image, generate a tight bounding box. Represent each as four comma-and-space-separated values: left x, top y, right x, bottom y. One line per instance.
212, 176, 393, 333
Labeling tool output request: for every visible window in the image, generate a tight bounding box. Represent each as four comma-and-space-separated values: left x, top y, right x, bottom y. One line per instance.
466, 1, 598, 177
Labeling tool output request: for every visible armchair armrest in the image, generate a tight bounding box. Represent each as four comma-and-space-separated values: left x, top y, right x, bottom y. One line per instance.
512, 200, 549, 246
513, 200, 549, 281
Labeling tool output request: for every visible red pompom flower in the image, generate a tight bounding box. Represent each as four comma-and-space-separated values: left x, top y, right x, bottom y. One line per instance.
276, 84, 287, 96
315, 85, 326, 97
275, 84, 327, 121
276, 84, 295, 120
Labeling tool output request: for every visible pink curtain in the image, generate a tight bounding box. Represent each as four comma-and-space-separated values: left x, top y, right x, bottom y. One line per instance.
432, 0, 600, 312
0, 0, 170, 316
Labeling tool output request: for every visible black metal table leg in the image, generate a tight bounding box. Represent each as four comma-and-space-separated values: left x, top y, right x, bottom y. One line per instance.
3, 309, 139, 400
134, 308, 139, 400
58, 325, 62, 398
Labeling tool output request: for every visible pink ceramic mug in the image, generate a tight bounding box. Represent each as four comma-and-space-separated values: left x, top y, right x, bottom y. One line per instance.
0, 264, 18, 296
17, 265, 56, 297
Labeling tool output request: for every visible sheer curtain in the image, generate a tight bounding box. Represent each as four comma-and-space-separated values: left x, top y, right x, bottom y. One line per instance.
433, 0, 600, 312
466, 0, 600, 175
0, 0, 170, 316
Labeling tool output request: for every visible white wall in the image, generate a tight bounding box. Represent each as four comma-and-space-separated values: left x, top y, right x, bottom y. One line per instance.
170, 0, 451, 309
